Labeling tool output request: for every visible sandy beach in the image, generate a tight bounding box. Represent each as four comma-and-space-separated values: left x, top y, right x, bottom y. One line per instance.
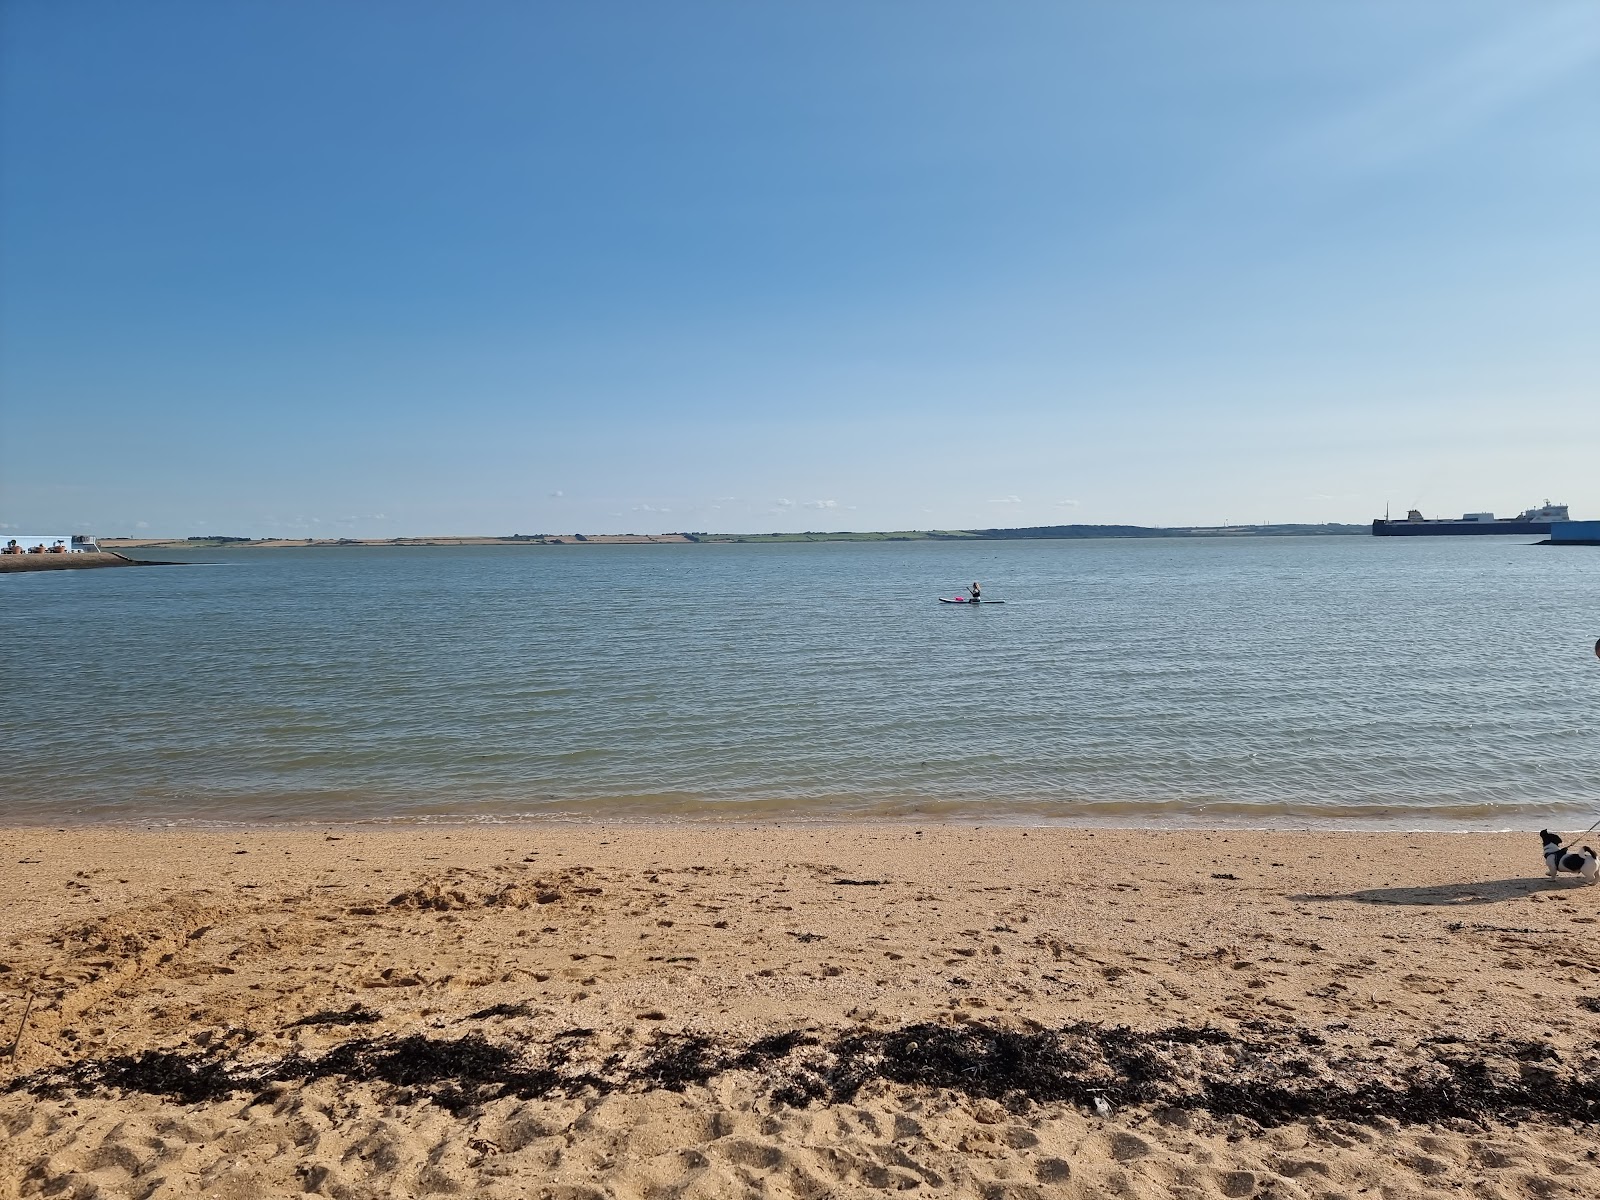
4, 824, 1599, 1199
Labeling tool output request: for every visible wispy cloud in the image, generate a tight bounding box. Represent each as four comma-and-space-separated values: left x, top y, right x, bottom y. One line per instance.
549, 489, 564, 498
774, 498, 795, 508
1054, 499, 1081, 508
632, 503, 671, 513
804, 499, 838, 510
1285, 7, 1600, 178
989, 495, 1023, 505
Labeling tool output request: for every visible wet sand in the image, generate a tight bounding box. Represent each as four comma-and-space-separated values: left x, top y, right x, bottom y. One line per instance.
3, 824, 1599, 1198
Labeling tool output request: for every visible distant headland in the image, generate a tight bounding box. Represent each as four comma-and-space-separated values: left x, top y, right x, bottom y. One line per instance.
103, 522, 1366, 550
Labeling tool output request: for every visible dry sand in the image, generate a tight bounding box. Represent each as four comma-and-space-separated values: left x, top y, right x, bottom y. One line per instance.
3, 824, 1599, 1199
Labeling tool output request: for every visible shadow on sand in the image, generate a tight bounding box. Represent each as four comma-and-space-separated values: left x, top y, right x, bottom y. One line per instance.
1290, 876, 1592, 907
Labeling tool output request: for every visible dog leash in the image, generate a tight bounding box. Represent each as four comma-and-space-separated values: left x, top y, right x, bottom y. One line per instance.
1557, 815, 1600, 852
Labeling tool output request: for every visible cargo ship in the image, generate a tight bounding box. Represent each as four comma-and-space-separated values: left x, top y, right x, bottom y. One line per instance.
1372, 500, 1570, 536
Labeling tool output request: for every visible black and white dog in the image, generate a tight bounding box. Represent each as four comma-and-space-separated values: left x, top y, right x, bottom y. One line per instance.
1541, 830, 1599, 883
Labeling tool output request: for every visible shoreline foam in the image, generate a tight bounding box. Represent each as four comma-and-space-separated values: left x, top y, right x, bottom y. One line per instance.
2, 804, 1591, 835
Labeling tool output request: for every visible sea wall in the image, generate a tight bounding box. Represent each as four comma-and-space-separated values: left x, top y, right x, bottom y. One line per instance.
0, 552, 143, 573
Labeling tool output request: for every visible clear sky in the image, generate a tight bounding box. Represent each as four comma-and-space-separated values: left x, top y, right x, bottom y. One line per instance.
2, 1, 1596, 537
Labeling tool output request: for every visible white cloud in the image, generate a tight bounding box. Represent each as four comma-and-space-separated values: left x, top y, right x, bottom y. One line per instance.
774, 498, 795, 508
804, 499, 838, 509
632, 504, 671, 513
1054, 499, 1081, 508
550, 489, 564, 498
989, 495, 1023, 505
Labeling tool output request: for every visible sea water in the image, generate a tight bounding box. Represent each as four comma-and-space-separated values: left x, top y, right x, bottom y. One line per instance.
2, 536, 1596, 828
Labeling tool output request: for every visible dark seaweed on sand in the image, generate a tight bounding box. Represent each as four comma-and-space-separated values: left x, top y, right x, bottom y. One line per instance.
634, 1033, 723, 1092
82, 1050, 245, 1107
286, 1005, 381, 1029
464, 1002, 536, 1021
789, 1022, 1222, 1110
16, 1018, 1600, 1128
281, 1035, 583, 1114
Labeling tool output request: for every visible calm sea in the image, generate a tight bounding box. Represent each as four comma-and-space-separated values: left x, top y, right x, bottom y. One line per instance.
3, 537, 1597, 829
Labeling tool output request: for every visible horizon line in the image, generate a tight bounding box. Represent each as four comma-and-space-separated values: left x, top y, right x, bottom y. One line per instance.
96, 520, 1372, 545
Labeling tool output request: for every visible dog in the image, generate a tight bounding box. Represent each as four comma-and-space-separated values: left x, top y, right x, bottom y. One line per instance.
1541, 830, 1599, 882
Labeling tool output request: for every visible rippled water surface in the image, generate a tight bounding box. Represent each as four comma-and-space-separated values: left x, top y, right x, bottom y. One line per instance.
3, 537, 1597, 827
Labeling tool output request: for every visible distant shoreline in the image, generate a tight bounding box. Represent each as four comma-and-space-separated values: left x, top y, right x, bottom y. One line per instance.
103, 522, 1367, 550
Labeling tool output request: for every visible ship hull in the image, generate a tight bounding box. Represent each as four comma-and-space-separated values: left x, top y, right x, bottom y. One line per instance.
1371, 520, 1552, 536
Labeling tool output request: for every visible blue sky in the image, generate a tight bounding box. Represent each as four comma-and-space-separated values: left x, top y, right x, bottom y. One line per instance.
2, 1, 1596, 537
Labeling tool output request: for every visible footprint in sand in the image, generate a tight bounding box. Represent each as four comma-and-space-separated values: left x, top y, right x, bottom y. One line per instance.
1034, 1157, 1072, 1183
1216, 1169, 1257, 1197
1109, 1132, 1151, 1162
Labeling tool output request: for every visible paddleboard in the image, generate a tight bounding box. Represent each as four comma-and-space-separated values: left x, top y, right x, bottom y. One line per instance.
939, 597, 1004, 604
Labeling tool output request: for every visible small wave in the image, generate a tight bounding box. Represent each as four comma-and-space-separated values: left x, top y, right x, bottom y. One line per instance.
7, 790, 1594, 833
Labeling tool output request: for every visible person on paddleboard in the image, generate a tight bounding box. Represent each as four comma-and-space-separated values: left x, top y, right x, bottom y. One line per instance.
968, 581, 981, 603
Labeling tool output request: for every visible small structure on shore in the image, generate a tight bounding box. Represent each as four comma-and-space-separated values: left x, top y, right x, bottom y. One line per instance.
0, 534, 164, 574
1, 534, 100, 555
